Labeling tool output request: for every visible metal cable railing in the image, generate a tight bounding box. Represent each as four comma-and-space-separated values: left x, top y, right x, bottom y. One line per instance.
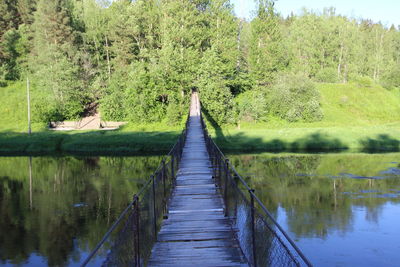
81, 114, 190, 267
200, 112, 312, 267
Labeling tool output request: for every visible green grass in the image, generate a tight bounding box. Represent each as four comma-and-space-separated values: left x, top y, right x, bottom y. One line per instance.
207, 82, 400, 153
0, 81, 46, 132
0, 128, 182, 155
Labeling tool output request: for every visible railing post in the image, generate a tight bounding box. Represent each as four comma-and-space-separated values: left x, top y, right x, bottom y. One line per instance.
162, 160, 167, 216
171, 156, 175, 180
152, 175, 157, 240
249, 189, 257, 267
134, 195, 140, 267
217, 154, 221, 181
224, 159, 229, 217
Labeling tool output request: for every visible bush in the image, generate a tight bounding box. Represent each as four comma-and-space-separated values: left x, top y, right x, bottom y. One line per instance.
100, 91, 126, 121
0, 65, 8, 87
381, 67, 400, 90
268, 72, 323, 122
200, 81, 234, 125
315, 68, 339, 83
166, 95, 186, 125
235, 90, 267, 122
350, 75, 374, 88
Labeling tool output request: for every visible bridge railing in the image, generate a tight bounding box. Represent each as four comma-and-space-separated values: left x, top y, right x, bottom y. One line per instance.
200, 113, 312, 267
81, 115, 190, 267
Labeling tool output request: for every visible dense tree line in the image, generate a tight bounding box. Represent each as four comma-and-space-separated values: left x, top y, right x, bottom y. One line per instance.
0, 0, 399, 124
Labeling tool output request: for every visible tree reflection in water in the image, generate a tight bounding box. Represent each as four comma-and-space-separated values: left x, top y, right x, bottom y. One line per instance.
0, 156, 162, 266
229, 153, 400, 266
229, 153, 400, 237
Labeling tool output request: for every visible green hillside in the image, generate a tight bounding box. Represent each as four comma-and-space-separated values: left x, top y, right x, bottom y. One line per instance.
318, 82, 400, 126
209, 82, 400, 152
0, 81, 42, 132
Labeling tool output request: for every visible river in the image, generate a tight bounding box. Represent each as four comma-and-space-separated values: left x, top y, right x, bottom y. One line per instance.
0, 153, 399, 266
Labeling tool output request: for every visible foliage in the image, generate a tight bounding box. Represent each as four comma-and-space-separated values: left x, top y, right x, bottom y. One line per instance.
198, 48, 234, 124
235, 89, 267, 122
381, 65, 400, 89
315, 67, 339, 83
0, 0, 400, 126
30, 0, 86, 121
268, 72, 323, 122
248, 0, 286, 86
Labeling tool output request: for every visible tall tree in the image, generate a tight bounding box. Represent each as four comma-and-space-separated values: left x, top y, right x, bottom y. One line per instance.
31, 0, 84, 121
248, 0, 286, 86
197, 0, 237, 124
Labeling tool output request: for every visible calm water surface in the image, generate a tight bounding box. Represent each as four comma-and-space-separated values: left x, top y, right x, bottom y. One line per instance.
1, 154, 400, 266
230, 153, 400, 267
0, 156, 162, 266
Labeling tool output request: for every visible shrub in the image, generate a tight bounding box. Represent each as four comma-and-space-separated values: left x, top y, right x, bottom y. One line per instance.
315, 67, 339, 83
381, 67, 400, 90
350, 75, 374, 88
200, 81, 234, 125
235, 90, 267, 122
268, 72, 323, 122
166, 95, 186, 125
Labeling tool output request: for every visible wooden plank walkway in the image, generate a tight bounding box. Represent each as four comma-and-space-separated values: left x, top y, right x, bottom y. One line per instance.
148, 93, 247, 267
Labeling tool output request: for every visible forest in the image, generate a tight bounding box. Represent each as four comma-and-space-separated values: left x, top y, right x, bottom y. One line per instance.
1, 0, 400, 126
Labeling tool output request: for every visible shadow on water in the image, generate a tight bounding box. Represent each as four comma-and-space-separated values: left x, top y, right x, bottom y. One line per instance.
360, 134, 400, 152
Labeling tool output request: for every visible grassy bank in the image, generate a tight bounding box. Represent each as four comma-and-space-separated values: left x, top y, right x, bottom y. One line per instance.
1, 81, 399, 154
211, 124, 400, 153
0, 81, 182, 155
208, 82, 400, 153
0, 130, 181, 155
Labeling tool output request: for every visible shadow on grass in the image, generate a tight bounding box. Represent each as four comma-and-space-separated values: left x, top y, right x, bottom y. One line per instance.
0, 130, 180, 156
218, 132, 349, 153
201, 106, 226, 143
360, 134, 400, 152
1, 125, 399, 156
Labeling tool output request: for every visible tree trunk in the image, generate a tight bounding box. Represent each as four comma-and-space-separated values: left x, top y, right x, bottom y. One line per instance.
338, 41, 344, 80
105, 36, 111, 82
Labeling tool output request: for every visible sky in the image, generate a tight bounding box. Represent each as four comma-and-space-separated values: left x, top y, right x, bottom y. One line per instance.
231, 0, 400, 27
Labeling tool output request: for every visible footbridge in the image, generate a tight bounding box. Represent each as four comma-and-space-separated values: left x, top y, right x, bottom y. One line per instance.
82, 93, 312, 267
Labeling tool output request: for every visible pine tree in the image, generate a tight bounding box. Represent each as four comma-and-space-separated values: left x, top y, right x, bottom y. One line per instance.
31, 0, 84, 121
248, 0, 286, 86
196, 0, 237, 124
0, 0, 23, 81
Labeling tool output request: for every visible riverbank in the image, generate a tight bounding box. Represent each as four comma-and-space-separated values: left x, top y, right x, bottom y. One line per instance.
0, 129, 181, 155
1, 123, 399, 155
209, 123, 400, 153
1, 81, 399, 155
207, 82, 400, 153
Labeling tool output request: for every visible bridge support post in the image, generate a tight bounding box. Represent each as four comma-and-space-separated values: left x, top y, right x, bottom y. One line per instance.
171, 156, 175, 180
249, 189, 257, 267
216, 151, 221, 181
162, 160, 167, 217
133, 195, 140, 267
152, 175, 157, 240
224, 159, 229, 217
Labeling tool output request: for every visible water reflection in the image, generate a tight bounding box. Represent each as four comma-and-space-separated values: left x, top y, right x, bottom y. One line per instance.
229, 153, 400, 266
0, 156, 162, 266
